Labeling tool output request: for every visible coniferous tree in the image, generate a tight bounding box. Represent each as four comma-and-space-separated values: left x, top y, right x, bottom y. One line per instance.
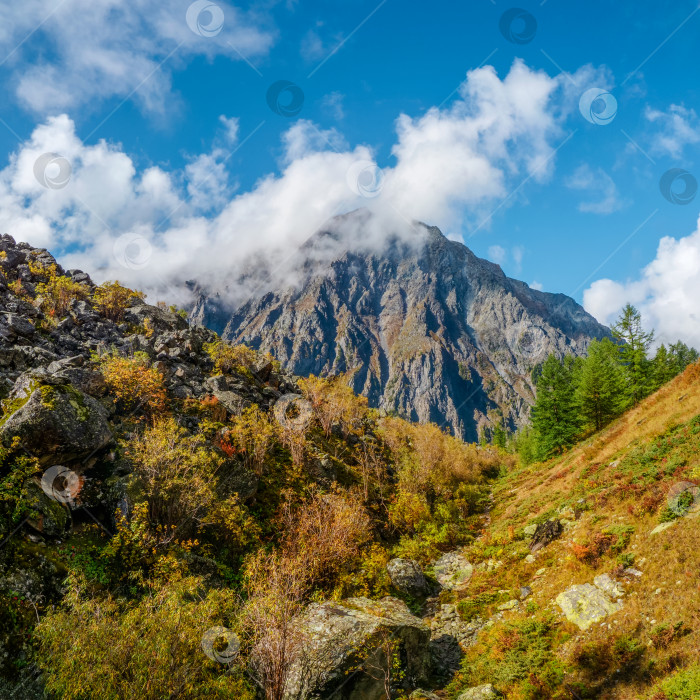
669, 340, 699, 374
611, 304, 654, 404
531, 354, 580, 458
650, 344, 677, 391
577, 338, 627, 431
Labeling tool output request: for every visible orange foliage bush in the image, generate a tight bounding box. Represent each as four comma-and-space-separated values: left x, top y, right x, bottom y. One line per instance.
298, 374, 368, 437
99, 352, 167, 417
279, 488, 371, 587
93, 281, 145, 322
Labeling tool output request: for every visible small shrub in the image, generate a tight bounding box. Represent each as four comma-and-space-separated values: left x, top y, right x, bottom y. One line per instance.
93, 281, 144, 322
34, 264, 89, 317
36, 572, 251, 700
125, 417, 222, 537
225, 406, 278, 475
652, 664, 700, 699
204, 341, 257, 375
99, 351, 167, 417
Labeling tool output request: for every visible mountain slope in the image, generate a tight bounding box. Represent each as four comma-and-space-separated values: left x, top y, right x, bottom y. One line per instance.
215, 211, 609, 441
446, 360, 700, 699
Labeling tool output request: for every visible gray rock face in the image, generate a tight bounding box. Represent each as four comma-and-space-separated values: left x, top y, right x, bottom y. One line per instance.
387, 558, 429, 597
212, 211, 610, 440
285, 596, 431, 700
433, 551, 473, 591
0, 383, 111, 464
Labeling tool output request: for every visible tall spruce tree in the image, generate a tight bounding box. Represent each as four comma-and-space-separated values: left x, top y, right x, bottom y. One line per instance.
577, 338, 627, 431
611, 304, 654, 404
531, 354, 580, 458
651, 344, 677, 391
669, 340, 699, 374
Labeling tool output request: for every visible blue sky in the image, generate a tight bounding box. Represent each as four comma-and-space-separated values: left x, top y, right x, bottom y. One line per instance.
0, 0, 699, 345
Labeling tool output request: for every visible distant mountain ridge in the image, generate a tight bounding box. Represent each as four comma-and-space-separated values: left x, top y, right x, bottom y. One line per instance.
192, 211, 610, 440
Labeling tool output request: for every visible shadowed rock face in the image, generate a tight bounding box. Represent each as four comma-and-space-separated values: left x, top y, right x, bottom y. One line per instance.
211, 212, 609, 441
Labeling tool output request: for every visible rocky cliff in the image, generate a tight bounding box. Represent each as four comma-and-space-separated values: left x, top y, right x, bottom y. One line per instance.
209, 211, 609, 441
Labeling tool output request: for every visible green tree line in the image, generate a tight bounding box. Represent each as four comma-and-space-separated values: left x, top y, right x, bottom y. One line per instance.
522, 304, 698, 460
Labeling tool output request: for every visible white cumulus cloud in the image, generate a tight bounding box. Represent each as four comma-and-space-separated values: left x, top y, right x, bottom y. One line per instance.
0, 60, 608, 308
0, 0, 275, 115
584, 217, 700, 348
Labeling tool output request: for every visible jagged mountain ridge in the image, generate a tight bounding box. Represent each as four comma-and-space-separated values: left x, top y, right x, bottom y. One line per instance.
206, 211, 609, 441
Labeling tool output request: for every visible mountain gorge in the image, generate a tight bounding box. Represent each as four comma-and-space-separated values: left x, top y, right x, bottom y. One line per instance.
197, 211, 609, 441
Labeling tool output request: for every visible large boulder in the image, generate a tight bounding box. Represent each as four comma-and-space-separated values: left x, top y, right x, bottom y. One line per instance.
433, 551, 473, 591
0, 381, 112, 463
285, 597, 431, 700
457, 684, 500, 700
556, 578, 623, 631
529, 519, 563, 552
387, 558, 429, 597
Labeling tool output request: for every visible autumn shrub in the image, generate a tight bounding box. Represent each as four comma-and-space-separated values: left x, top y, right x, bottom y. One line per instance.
279, 488, 371, 588
0, 438, 40, 538
98, 351, 167, 417
33, 263, 89, 318
93, 280, 145, 322
333, 543, 392, 599
200, 395, 228, 423
124, 418, 222, 538
388, 491, 431, 535
36, 572, 252, 700
241, 488, 371, 700
225, 405, 279, 475
379, 417, 502, 499
241, 550, 311, 700
207, 495, 262, 557
299, 374, 369, 437
204, 340, 257, 375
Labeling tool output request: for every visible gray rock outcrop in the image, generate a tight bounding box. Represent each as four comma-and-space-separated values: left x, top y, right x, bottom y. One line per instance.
284, 596, 431, 700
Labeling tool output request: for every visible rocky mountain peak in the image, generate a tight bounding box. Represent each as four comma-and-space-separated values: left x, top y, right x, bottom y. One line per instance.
208, 211, 609, 441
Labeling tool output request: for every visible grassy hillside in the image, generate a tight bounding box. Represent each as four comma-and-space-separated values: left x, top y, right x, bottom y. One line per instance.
447, 362, 700, 699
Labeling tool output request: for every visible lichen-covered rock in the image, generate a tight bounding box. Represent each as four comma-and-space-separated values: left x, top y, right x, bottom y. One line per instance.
24, 480, 70, 536
593, 573, 624, 599
387, 558, 429, 597
284, 596, 431, 700
0, 383, 111, 463
556, 582, 623, 630
433, 551, 473, 591
409, 691, 440, 699
457, 684, 500, 700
